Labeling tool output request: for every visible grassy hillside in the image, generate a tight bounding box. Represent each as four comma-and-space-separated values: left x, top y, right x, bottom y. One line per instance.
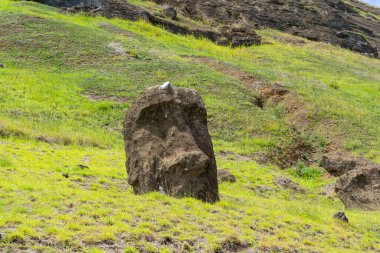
0, 0, 379, 252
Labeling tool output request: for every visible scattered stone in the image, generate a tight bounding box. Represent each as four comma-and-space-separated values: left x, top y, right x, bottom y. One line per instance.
0, 232, 4, 241
321, 151, 372, 177
335, 164, 380, 211
123, 85, 219, 202
274, 176, 305, 193
319, 183, 336, 200
163, 6, 177, 20
160, 235, 174, 245
83, 155, 91, 163
36, 0, 380, 57
219, 235, 251, 252
0, 63, 4, 68
252, 185, 274, 198
333, 212, 349, 223
253, 185, 273, 194
220, 26, 262, 48
217, 169, 236, 183
151, 0, 379, 57
61, 5, 102, 15
77, 164, 89, 169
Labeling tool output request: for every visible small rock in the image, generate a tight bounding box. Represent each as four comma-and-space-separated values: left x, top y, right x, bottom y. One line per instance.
321, 152, 372, 177
0, 232, 4, 241
77, 164, 89, 169
83, 155, 91, 163
217, 169, 236, 183
163, 7, 177, 20
253, 185, 273, 194
319, 183, 336, 200
0, 63, 4, 68
274, 176, 305, 193
333, 212, 349, 223
216, 37, 229, 46
220, 235, 251, 252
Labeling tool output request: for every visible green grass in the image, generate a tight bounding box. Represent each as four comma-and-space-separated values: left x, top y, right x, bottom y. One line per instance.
0, 0, 379, 252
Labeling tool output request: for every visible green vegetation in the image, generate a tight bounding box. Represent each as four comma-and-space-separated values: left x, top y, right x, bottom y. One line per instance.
0, 0, 379, 252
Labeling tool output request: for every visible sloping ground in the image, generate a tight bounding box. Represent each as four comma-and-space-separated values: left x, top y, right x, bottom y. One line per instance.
0, 0, 379, 252
136, 0, 380, 58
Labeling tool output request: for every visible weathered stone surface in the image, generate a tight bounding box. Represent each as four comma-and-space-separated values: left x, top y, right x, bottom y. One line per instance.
335, 164, 380, 211
123, 85, 219, 202
101, 0, 150, 21
217, 169, 236, 183
333, 212, 349, 223
321, 151, 373, 177
151, 0, 380, 57
35, 0, 261, 48
274, 176, 305, 193
163, 7, 177, 20
36, 0, 102, 8
319, 183, 336, 200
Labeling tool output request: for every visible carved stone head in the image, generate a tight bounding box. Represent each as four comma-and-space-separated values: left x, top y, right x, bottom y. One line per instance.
123, 86, 219, 202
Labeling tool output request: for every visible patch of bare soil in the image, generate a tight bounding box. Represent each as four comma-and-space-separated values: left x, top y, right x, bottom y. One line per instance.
267, 134, 314, 169
183, 56, 263, 90
187, 56, 318, 168
218, 150, 254, 162
258, 83, 316, 128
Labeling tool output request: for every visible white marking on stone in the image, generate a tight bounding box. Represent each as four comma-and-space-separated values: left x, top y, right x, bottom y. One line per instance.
160, 81, 172, 90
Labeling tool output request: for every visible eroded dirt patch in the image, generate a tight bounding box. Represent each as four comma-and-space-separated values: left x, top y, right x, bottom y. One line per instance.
187, 56, 318, 168
183, 56, 263, 90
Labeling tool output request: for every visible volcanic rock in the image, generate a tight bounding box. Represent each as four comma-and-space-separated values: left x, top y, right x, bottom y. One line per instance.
319, 183, 336, 200
217, 169, 236, 183
321, 151, 373, 177
163, 7, 177, 20
274, 176, 305, 193
335, 164, 380, 211
151, 0, 380, 57
333, 212, 349, 223
123, 85, 219, 202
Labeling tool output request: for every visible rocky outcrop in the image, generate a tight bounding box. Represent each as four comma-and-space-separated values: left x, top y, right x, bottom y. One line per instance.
36, 0, 102, 8
321, 151, 373, 177
151, 0, 380, 57
274, 176, 305, 193
333, 212, 349, 222
123, 85, 219, 203
321, 151, 380, 210
37, 0, 380, 56
335, 164, 380, 211
217, 169, 236, 183
37, 0, 260, 47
